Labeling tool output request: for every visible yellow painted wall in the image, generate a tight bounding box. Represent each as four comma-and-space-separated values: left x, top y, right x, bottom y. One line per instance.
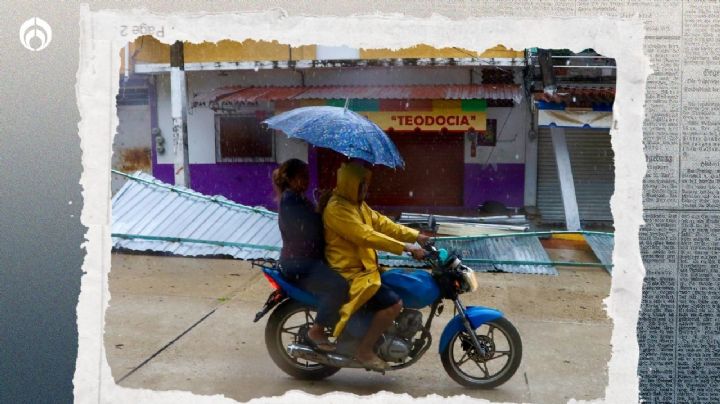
123, 36, 523, 70
478, 45, 525, 58
360, 44, 477, 59
126, 36, 317, 67
360, 44, 523, 59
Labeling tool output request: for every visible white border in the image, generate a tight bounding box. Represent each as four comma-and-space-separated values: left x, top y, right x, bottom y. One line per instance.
75, 5, 649, 403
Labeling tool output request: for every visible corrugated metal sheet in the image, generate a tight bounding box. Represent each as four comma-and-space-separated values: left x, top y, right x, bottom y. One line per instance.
537, 128, 614, 223
584, 233, 614, 274
112, 172, 556, 275
295, 85, 522, 101
533, 87, 615, 108
117, 76, 150, 106
380, 236, 558, 275
194, 84, 523, 105
192, 86, 244, 104
221, 87, 306, 103
439, 236, 557, 275
111, 172, 282, 260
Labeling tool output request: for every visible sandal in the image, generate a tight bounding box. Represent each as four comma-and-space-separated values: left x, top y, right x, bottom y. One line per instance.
306, 333, 336, 352
356, 355, 389, 371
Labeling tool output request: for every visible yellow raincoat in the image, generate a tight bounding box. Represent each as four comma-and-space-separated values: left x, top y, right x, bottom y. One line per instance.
323, 163, 420, 336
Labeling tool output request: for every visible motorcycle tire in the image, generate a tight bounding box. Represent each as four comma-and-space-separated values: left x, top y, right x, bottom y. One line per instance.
265, 300, 341, 380
440, 317, 522, 389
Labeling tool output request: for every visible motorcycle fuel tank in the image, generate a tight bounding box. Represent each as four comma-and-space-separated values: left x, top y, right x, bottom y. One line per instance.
381, 269, 440, 309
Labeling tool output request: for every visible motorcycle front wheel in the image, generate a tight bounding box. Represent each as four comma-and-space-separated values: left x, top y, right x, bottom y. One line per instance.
440, 317, 522, 389
265, 300, 340, 380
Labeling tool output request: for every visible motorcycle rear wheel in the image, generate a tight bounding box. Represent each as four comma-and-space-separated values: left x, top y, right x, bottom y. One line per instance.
265, 300, 341, 380
440, 317, 522, 389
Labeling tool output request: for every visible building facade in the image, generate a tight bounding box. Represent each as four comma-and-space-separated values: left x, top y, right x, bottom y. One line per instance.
113, 38, 615, 224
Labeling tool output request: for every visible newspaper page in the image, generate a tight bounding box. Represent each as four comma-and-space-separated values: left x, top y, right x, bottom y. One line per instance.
623, 1, 720, 402
570, 1, 718, 401
488, 3, 715, 401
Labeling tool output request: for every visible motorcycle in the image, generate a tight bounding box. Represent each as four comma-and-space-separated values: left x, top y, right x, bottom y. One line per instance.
252, 242, 522, 389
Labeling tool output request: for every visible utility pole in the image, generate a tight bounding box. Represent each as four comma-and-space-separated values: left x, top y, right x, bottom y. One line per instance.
170, 40, 190, 187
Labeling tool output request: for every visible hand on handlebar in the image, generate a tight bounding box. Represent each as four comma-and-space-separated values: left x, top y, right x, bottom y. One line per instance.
404, 243, 427, 260
417, 233, 431, 247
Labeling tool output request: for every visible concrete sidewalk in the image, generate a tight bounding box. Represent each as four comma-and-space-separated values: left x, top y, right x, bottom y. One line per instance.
105, 252, 612, 403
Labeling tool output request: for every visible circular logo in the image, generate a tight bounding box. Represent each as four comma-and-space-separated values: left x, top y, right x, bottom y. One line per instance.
19, 17, 52, 51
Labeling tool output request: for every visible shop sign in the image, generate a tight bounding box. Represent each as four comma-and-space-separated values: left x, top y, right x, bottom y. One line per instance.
363, 110, 486, 132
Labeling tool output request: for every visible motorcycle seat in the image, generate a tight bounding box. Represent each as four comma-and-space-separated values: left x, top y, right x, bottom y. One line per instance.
262, 267, 319, 307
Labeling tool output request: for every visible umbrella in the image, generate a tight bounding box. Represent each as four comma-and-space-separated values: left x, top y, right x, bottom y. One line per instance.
262, 105, 404, 168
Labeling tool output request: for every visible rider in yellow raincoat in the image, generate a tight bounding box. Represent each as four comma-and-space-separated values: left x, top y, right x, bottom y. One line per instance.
322, 162, 425, 338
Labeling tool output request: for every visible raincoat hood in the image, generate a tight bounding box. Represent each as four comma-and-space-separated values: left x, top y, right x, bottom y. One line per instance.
333, 162, 371, 204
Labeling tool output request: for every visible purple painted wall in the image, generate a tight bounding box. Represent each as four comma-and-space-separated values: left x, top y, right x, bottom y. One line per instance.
463, 163, 525, 209
153, 162, 526, 212
155, 163, 279, 209
153, 164, 174, 185
153, 148, 321, 210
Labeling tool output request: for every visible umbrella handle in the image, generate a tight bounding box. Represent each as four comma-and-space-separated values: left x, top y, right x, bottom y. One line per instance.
343, 97, 350, 111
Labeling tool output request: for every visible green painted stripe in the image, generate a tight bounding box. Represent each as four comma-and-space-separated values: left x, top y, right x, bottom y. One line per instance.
111, 233, 281, 251
461, 99, 487, 111
112, 169, 278, 216
326, 99, 380, 111
350, 99, 379, 111
326, 99, 344, 107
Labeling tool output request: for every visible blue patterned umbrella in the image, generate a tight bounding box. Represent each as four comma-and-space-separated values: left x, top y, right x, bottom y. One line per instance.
262, 106, 404, 168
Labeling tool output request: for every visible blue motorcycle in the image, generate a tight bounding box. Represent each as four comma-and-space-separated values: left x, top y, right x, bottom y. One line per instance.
252, 243, 522, 388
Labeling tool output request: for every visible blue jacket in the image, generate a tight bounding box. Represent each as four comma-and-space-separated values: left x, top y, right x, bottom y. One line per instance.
278, 190, 325, 261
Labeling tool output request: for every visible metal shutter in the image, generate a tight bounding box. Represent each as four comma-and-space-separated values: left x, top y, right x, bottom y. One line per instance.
537, 128, 614, 223
317, 132, 464, 207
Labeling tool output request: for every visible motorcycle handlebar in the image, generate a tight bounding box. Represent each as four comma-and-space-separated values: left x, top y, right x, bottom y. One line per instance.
423, 242, 440, 260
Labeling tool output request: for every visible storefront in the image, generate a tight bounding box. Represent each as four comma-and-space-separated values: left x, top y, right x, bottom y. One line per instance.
302, 96, 488, 211
532, 87, 615, 225
170, 82, 527, 214
111, 37, 532, 213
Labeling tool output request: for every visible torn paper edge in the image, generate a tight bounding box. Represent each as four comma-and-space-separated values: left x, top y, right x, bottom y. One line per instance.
74, 4, 650, 403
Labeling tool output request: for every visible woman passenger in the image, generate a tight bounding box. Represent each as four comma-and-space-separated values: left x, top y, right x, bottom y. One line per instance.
273, 158, 348, 352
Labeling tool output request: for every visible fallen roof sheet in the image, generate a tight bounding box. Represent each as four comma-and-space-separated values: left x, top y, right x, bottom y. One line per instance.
111, 172, 281, 260
379, 235, 558, 276
399, 212, 529, 225
584, 233, 614, 274
111, 172, 604, 275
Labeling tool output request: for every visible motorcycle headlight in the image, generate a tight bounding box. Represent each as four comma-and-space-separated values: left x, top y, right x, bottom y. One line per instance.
459, 265, 478, 293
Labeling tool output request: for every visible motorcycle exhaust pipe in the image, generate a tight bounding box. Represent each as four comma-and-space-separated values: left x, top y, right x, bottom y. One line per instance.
287, 343, 364, 368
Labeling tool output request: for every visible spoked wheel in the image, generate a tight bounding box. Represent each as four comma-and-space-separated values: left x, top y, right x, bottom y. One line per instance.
441, 317, 522, 389
264, 300, 340, 380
